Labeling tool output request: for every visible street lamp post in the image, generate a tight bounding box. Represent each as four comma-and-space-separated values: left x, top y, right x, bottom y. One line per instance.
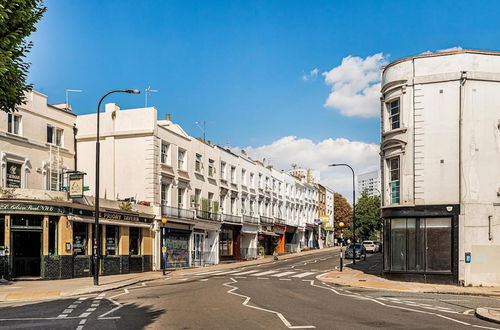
329, 163, 356, 265
93, 89, 140, 286
338, 221, 345, 271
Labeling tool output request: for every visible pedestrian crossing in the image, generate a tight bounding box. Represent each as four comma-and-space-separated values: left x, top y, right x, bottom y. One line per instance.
185, 269, 318, 280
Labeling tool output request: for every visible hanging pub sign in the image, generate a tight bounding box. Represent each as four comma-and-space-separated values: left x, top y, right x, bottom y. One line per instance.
69, 173, 84, 198
6, 162, 21, 188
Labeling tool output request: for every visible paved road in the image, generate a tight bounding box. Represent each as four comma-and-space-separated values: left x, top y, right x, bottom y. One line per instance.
1, 250, 499, 329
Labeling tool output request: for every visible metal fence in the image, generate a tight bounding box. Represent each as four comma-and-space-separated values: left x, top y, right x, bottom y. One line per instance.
260, 215, 274, 225
196, 209, 220, 221
242, 215, 259, 224
222, 214, 242, 224
240, 248, 258, 260
162, 205, 195, 220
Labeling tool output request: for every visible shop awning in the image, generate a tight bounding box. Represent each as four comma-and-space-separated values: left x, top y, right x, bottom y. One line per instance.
259, 231, 279, 237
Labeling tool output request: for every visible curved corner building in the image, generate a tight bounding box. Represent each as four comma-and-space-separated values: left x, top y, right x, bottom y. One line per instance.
380, 50, 500, 286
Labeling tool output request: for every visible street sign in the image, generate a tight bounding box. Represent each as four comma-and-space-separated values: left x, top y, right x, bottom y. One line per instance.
69, 173, 84, 198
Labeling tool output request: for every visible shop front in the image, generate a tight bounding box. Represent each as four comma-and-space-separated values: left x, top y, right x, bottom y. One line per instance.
284, 225, 299, 253
240, 224, 258, 260
219, 223, 241, 261
0, 200, 155, 280
382, 205, 459, 284
273, 224, 286, 254
258, 224, 278, 256
160, 223, 191, 269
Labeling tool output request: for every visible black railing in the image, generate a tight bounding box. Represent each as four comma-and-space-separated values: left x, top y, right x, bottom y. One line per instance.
243, 215, 259, 224
162, 205, 195, 220
260, 215, 274, 225
222, 214, 242, 224
196, 209, 220, 221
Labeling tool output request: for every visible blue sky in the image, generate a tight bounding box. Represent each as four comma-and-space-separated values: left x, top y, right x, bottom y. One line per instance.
26, 0, 500, 195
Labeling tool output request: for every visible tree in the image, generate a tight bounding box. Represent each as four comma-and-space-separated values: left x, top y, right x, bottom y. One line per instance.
0, 0, 46, 113
354, 190, 381, 241
333, 192, 353, 240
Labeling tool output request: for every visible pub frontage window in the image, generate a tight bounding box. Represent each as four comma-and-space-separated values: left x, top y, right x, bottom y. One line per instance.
73, 222, 88, 256
106, 225, 119, 256
48, 216, 58, 255
129, 227, 141, 255
385, 217, 452, 273
6, 161, 22, 188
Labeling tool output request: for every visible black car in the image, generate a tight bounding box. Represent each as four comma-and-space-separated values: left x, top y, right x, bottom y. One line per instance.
345, 243, 367, 260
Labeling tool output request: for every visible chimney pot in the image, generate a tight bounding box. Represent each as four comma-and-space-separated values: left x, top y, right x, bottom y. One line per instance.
166, 114, 171, 121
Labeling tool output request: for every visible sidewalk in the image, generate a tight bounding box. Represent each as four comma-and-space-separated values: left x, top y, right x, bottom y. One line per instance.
319, 253, 500, 296
318, 254, 500, 325
0, 247, 337, 303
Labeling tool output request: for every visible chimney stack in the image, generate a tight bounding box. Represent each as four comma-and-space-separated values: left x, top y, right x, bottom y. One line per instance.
166, 114, 171, 121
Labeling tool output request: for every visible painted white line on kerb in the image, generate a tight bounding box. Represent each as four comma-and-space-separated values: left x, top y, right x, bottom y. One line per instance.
272, 272, 296, 278
223, 277, 316, 329
292, 272, 316, 278
251, 271, 279, 276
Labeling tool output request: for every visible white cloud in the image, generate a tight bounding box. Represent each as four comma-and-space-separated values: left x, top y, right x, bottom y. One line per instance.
322, 53, 388, 118
437, 46, 462, 53
234, 136, 379, 202
302, 68, 319, 81
421, 46, 463, 54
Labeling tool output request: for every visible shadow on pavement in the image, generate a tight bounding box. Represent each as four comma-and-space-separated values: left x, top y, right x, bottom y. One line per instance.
0, 297, 164, 330
346, 253, 383, 276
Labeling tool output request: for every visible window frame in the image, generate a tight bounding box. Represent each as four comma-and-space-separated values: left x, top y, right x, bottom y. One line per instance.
387, 98, 400, 130
195, 154, 202, 173
208, 159, 215, 177
177, 149, 186, 170
8, 113, 21, 135
388, 157, 400, 204
160, 142, 169, 164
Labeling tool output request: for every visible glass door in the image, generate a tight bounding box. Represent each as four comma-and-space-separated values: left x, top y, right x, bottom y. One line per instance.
193, 233, 204, 266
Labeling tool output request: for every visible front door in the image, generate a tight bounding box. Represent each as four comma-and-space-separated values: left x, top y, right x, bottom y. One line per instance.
193, 233, 204, 266
12, 231, 42, 277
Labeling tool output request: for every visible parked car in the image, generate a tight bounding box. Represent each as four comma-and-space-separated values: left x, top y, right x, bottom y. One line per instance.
362, 240, 378, 253
345, 243, 367, 260
373, 240, 382, 253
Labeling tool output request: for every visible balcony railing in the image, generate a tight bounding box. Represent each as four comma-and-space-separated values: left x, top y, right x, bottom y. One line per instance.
274, 217, 286, 225
260, 215, 274, 225
222, 213, 242, 224
196, 209, 220, 221
242, 215, 259, 224
162, 205, 195, 220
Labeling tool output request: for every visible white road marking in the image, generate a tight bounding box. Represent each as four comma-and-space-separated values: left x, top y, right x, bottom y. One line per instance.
79, 312, 91, 318
86, 308, 96, 312
235, 276, 247, 279
292, 272, 316, 278
223, 277, 316, 329
199, 279, 209, 282
190, 270, 223, 276
306, 280, 499, 329
257, 277, 270, 280
279, 279, 292, 281
78, 297, 88, 301
272, 272, 297, 277
63, 309, 73, 314
232, 270, 260, 275
251, 270, 279, 276
79, 319, 87, 325
68, 305, 77, 309
213, 270, 242, 275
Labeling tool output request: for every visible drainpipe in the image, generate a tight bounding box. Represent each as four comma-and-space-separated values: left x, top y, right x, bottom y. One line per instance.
73, 124, 78, 170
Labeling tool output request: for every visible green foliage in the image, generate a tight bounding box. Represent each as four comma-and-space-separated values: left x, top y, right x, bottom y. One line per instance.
0, 0, 46, 113
333, 192, 353, 239
354, 190, 381, 241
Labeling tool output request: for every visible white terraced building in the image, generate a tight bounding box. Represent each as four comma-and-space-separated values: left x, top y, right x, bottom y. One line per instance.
76, 104, 331, 270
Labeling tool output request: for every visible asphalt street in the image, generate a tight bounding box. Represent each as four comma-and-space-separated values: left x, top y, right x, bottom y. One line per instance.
1, 250, 500, 329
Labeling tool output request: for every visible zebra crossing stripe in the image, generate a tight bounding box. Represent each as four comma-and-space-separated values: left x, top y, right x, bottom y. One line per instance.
212, 270, 242, 275
191, 270, 223, 276
251, 270, 278, 276
232, 270, 260, 275
272, 271, 296, 277
291, 272, 316, 278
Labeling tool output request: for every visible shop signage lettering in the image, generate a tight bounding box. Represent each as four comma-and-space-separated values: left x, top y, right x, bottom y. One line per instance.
6, 162, 21, 188
0, 202, 64, 214
100, 212, 140, 222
